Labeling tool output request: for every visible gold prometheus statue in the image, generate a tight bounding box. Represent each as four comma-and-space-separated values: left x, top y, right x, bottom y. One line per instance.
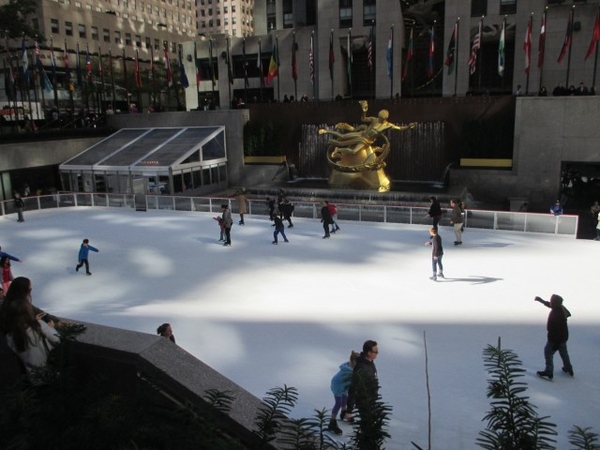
319, 100, 417, 192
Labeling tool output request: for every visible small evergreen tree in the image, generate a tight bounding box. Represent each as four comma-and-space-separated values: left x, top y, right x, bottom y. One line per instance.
253, 384, 298, 448
477, 338, 557, 450
569, 426, 600, 450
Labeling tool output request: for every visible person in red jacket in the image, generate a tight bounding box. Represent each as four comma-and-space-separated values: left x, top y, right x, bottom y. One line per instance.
326, 201, 340, 233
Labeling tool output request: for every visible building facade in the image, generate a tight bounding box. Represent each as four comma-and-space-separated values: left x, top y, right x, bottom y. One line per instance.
197, 0, 255, 37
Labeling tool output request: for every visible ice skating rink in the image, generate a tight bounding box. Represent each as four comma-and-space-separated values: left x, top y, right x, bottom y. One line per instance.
2, 207, 598, 449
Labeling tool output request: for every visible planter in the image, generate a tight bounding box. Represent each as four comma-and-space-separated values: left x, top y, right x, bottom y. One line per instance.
244, 155, 287, 165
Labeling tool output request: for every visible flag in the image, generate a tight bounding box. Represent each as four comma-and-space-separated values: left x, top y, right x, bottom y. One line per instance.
21, 38, 30, 86
122, 48, 128, 90
76, 44, 82, 87
257, 39, 264, 87
148, 47, 154, 81
194, 42, 201, 85
585, 7, 600, 61
62, 41, 69, 69
468, 20, 481, 75
178, 45, 189, 88
50, 40, 57, 88
291, 33, 298, 82
367, 26, 374, 71
35, 41, 52, 92
3, 58, 15, 100
538, 10, 546, 69
134, 48, 142, 87
85, 44, 92, 83
557, 8, 573, 64
309, 33, 314, 84
427, 25, 435, 78
242, 38, 249, 88
347, 30, 353, 86
164, 46, 173, 87
524, 15, 532, 74
208, 39, 215, 86
329, 30, 335, 81
226, 37, 233, 85
445, 21, 457, 75
403, 28, 413, 81
267, 36, 279, 85
498, 18, 506, 76
386, 27, 393, 79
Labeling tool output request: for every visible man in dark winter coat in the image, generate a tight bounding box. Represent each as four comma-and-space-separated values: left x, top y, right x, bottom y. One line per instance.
535, 294, 573, 380
346, 340, 379, 419
320, 201, 333, 238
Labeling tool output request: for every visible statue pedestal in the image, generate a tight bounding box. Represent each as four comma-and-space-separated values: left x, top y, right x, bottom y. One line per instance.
328, 169, 391, 192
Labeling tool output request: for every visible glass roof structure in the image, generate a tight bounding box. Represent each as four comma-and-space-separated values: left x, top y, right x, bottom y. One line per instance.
60, 126, 226, 174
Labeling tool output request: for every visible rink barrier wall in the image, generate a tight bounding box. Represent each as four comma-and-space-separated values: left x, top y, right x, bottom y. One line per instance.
0, 192, 578, 237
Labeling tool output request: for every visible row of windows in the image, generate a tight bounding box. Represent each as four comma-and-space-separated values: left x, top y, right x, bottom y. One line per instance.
54, 0, 193, 10
199, 0, 254, 4
199, 5, 253, 15
472, 0, 517, 16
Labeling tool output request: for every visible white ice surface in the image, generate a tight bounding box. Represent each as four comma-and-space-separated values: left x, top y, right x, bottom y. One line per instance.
1, 207, 598, 449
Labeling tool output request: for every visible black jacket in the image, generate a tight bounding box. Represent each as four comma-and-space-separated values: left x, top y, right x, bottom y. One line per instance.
347, 353, 379, 411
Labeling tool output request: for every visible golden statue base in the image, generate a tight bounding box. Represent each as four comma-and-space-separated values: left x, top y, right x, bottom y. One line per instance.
328, 169, 391, 192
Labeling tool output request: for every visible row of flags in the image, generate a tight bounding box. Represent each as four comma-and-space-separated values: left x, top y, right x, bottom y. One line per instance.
4, 37, 189, 99
458, 6, 600, 79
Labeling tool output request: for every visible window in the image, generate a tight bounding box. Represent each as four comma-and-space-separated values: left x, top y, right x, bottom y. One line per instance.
51, 18, 60, 34
145, 37, 151, 48
154, 38, 160, 50
217, 18, 221, 26
499, 0, 516, 14
340, 0, 352, 28
201, 9, 205, 16
78, 24, 86, 38
91, 26, 99, 40
363, 0, 376, 26
114, 30, 121, 44
471, 0, 487, 17
125, 33, 132, 45
65, 21, 73, 36
135, 35, 142, 47
32, 18, 39, 30
283, 0, 293, 28
224, 5, 228, 13
266, 0, 276, 30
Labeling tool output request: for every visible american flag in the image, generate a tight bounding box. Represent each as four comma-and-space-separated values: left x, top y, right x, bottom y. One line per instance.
367, 27, 373, 71
468, 20, 481, 75
134, 48, 142, 87
538, 10, 546, 68
309, 34, 314, 84
63, 41, 69, 68
164, 47, 173, 87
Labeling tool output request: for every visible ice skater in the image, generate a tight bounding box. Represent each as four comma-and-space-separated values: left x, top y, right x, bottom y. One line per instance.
271, 213, 289, 245
535, 294, 573, 380
326, 201, 340, 233
320, 201, 334, 238
425, 227, 444, 281
221, 204, 233, 246
213, 216, 225, 241
76, 239, 99, 276
328, 350, 360, 435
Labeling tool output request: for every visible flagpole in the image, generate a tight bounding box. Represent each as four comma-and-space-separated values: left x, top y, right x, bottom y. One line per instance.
226, 36, 232, 108
108, 49, 114, 110
32, 49, 41, 123
100, 47, 106, 113
258, 38, 263, 102
309, 31, 315, 101
368, 22, 374, 99
587, 5, 600, 90
565, 6, 575, 88
194, 41, 200, 108
593, 31, 600, 92
478, 16, 484, 90
347, 29, 352, 99
243, 38, 248, 103
276, 35, 280, 102
209, 38, 215, 105
330, 29, 334, 101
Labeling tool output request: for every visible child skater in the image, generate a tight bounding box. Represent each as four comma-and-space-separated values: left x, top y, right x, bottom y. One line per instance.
1, 256, 14, 292
271, 212, 289, 245
328, 350, 360, 435
76, 239, 99, 276
213, 216, 225, 241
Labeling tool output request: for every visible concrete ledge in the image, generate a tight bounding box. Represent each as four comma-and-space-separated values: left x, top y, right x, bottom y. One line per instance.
70, 321, 279, 449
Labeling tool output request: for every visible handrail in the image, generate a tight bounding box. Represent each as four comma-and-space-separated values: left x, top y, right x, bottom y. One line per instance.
0, 193, 579, 237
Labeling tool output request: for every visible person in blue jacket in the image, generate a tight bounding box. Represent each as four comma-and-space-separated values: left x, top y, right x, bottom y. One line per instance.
76, 239, 99, 276
328, 350, 360, 435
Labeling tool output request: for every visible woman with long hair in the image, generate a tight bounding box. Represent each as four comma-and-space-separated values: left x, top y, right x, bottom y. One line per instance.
2, 277, 59, 374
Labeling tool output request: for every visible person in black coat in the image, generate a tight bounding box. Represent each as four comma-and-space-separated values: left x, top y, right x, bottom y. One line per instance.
425, 227, 444, 281
14, 193, 25, 223
535, 294, 573, 380
320, 201, 333, 238
345, 340, 379, 420
426, 196, 443, 231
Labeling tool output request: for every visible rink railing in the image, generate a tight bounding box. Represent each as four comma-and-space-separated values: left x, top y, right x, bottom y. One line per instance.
0, 192, 579, 238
